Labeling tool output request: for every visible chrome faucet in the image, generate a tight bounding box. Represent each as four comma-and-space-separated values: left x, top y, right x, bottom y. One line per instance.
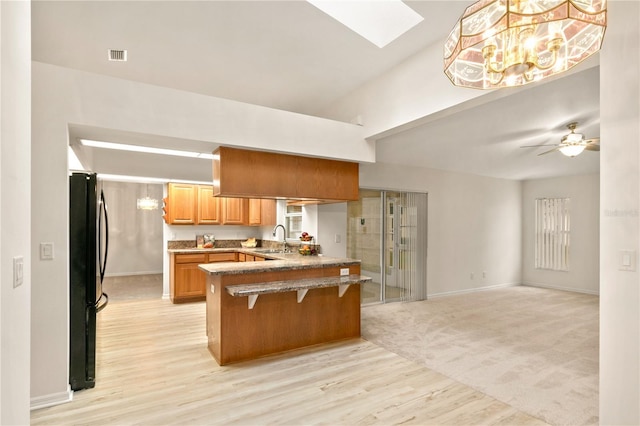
272, 224, 287, 251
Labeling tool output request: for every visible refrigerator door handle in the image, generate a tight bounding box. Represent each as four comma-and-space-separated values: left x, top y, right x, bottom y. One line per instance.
98, 189, 109, 283
96, 292, 109, 312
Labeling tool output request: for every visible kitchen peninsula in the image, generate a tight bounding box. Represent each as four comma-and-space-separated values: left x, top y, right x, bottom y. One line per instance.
198, 251, 370, 365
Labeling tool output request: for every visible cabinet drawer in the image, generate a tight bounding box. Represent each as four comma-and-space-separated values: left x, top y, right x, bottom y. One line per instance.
175, 254, 207, 264
208, 252, 237, 262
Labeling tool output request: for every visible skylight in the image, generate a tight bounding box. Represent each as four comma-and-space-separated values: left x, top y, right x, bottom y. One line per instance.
307, 0, 423, 48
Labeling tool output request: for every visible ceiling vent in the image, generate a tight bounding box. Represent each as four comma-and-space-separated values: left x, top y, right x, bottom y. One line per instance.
108, 49, 127, 62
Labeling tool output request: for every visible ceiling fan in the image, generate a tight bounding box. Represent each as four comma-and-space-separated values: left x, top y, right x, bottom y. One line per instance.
521, 122, 600, 157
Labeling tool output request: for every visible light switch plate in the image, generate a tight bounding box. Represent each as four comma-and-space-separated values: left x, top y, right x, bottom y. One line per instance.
340, 268, 349, 276
619, 250, 636, 272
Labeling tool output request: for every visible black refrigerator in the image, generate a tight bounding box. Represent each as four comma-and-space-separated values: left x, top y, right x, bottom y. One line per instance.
69, 172, 109, 391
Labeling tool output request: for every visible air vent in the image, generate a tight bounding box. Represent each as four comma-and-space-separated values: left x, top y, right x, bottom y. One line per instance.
108, 49, 127, 62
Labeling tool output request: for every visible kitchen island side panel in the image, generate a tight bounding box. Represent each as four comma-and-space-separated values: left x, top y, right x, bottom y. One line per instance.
206, 265, 361, 365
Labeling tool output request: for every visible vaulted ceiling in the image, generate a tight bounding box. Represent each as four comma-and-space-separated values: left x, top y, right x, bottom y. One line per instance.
32, 0, 600, 181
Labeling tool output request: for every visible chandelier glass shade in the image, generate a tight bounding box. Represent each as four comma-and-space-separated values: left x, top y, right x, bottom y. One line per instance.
137, 196, 159, 210
137, 184, 159, 210
444, 0, 607, 89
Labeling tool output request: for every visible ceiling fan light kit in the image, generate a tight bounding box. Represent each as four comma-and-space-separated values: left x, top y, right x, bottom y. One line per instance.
443, 0, 607, 89
521, 121, 600, 157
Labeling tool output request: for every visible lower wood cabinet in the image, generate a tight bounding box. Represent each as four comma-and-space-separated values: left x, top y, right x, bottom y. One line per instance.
170, 252, 237, 303
237, 253, 266, 262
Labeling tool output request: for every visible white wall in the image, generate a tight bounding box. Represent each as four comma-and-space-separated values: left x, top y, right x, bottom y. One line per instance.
599, 2, 640, 424
317, 203, 348, 258
100, 181, 164, 276
522, 174, 600, 294
317, 40, 488, 138
360, 162, 522, 297
0, 1, 31, 423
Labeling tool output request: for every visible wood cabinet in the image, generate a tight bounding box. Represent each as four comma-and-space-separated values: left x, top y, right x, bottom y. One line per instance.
170, 252, 237, 303
237, 253, 267, 262
197, 185, 221, 225
248, 199, 277, 226
165, 183, 197, 224
221, 198, 248, 225
212, 146, 359, 203
165, 183, 276, 226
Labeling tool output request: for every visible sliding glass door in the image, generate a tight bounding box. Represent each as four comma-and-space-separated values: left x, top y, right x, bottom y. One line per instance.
348, 190, 427, 304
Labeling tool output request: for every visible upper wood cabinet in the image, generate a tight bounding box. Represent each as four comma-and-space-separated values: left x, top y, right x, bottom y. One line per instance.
197, 185, 221, 225
221, 197, 248, 225
248, 199, 277, 226
165, 183, 197, 224
165, 183, 276, 226
212, 146, 359, 203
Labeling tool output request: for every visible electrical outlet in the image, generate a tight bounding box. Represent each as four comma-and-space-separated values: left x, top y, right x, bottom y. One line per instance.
40, 242, 54, 260
482, 271, 486, 279
340, 268, 349, 276
334, 234, 341, 243
470, 272, 474, 280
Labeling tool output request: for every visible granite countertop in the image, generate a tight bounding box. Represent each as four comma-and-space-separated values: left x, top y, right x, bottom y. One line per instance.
226, 274, 371, 297
198, 252, 361, 275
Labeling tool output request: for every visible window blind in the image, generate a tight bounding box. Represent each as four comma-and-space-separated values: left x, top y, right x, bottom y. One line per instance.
535, 198, 570, 271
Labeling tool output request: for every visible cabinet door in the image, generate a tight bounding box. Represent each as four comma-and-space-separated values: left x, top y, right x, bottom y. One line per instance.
197, 185, 221, 225
173, 263, 206, 301
260, 199, 277, 226
167, 183, 197, 224
222, 198, 248, 225
248, 199, 277, 226
248, 199, 262, 225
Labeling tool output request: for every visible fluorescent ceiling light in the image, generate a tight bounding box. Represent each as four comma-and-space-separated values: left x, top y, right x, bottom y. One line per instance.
97, 174, 213, 186
307, 0, 423, 48
97, 174, 168, 184
79, 139, 216, 160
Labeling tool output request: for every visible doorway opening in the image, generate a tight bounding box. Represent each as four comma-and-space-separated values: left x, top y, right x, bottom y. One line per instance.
347, 189, 427, 304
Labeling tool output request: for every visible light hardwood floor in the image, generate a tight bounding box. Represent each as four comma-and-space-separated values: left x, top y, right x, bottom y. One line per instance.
31, 297, 548, 425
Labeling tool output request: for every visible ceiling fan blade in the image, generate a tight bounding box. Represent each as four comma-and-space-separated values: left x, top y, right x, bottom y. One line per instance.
584, 137, 600, 144
520, 144, 559, 148
538, 147, 560, 156
585, 144, 600, 151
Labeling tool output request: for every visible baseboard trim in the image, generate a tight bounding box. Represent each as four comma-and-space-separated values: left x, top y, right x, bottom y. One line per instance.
102, 271, 163, 278
30, 386, 73, 410
522, 281, 600, 296
428, 282, 521, 299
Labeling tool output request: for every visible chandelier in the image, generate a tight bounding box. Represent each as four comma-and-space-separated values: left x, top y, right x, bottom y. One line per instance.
444, 0, 607, 89
137, 184, 159, 210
